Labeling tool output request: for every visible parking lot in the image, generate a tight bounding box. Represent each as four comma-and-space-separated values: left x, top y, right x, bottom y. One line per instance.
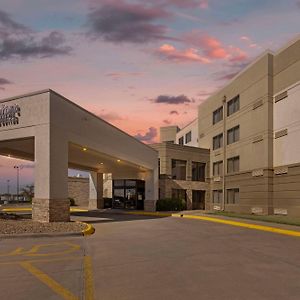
1, 212, 300, 300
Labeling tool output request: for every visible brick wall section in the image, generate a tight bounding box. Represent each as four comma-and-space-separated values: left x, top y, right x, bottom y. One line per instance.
32, 198, 70, 222
68, 177, 89, 207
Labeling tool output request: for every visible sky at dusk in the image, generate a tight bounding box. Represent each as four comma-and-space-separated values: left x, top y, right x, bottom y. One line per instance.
0, 0, 300, 193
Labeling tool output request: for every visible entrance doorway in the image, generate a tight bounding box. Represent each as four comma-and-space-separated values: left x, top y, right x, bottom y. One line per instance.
192, 190, 205, 210
112, 179, 145, 210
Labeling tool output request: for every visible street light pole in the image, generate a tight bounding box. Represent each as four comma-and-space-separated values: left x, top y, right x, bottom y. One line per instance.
7, 179, 10, 196
14, 166, 20, 201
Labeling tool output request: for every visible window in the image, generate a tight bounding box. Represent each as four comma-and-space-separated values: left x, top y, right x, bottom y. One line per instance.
227, 125, 240, 145
213, 190, 223, 203
172, 159, 186, 180
185, 131, 192, 144
227, 95, 240, 116
213, 106, 223, 125
227, 156, 239, 173
213, 133, 223, 150
213, 161, 223, 176
178, 136, 184, 145
192, 162, 206, 181
227, 188, 239, 204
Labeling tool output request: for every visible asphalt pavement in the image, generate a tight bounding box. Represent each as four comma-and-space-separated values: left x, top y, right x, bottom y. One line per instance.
0, 212, 300, 300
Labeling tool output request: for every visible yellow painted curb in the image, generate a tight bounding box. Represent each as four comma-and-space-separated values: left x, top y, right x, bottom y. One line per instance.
172, 214, 300, 237
76, 221, 95, 236
2, 208, 31, 212
70, 208, 88, 212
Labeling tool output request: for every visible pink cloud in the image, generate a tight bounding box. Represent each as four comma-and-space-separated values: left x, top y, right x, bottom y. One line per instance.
156, 44, 210, 63
184, 32, 229, 59
183, 31, 248, 62
228, 46, 248, 62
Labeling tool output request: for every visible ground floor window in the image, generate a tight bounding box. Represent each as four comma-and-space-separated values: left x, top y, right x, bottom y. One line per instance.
213, 190, 223, 203
227, 188, 239, 204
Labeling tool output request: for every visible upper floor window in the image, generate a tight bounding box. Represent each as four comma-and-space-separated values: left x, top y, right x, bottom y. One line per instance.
213, 161, 223, 176
227, 156, 240, 173
178, 136, 184, 145
171, 159, 186, 180
227, 95, 240, 116
227, 125, 240, 145
213, 106, 223, 125
213, 133, 223, 150
192, 162, 206, 181
185, 131, 192, 144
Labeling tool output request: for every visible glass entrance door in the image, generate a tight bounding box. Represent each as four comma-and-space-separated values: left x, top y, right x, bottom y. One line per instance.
112, 179, 145, 210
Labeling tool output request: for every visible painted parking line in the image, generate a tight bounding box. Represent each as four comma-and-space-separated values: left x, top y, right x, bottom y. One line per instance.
84, 256, 94, 300
20, 261, 79, 300
172, 214, 300, 237
0, 242, 81, 257
0, 242, 95, 300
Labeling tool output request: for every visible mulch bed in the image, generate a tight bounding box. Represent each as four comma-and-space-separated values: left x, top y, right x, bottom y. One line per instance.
0, 212, 86, 235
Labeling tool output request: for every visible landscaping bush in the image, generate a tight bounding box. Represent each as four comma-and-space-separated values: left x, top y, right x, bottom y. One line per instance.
69, 197, 76, 206
156, 198, 186, 211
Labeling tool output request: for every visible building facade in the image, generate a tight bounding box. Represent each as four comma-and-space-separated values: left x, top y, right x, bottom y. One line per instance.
0, 89, 159, 222
150, 142, 210, 210
163, 37, 300, 216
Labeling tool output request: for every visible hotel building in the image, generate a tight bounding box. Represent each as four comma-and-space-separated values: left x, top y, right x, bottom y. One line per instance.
161, 36, 300, 216
1, 37, 300, 220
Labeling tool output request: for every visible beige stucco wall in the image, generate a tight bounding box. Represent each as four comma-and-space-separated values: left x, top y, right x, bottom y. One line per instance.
175, 118, 198, 147
151, 142, 210, 209
160, 126, 179, 143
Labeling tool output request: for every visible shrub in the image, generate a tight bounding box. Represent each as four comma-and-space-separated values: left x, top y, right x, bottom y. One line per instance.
69, 197, 76, 206
156, 198, 186, 211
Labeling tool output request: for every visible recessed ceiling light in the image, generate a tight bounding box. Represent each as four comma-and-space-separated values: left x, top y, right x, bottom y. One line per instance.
117, 159, 121, 162
82, 147, 87, 151
100, 162, 104, 165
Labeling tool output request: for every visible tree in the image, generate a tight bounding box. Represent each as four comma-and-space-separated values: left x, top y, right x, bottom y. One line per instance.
20, 184, 34, 202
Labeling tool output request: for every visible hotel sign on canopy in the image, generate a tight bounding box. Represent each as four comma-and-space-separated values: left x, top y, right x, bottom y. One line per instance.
0, 104, 21, 127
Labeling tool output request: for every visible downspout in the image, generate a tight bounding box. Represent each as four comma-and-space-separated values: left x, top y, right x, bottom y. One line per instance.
222, 95, 227, 211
